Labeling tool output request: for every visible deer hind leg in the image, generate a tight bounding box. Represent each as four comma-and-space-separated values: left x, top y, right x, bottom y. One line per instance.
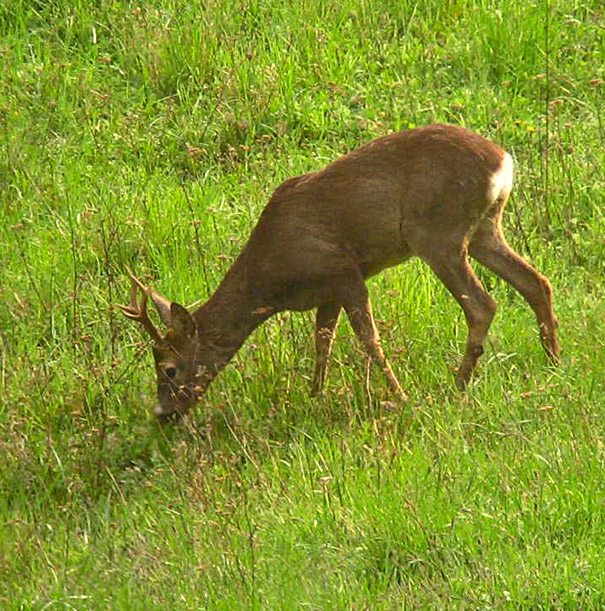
469, 210, 560, 363
311, 302, 342, 396
338, 282, 407, 401
421, 245, 498, 389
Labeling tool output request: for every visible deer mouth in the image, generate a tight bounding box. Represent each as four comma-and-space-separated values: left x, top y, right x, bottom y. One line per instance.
153, 400, 192, 424
154, 409, 182, 424
153, 383, 202, 422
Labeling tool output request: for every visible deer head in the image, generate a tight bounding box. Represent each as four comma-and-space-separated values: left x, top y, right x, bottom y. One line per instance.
116, 270, 202, 421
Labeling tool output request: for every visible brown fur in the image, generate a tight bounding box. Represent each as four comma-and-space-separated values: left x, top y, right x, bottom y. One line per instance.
118, 124, 560, 420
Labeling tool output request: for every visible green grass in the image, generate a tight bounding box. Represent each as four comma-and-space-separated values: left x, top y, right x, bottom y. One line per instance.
1, 0, 604, 608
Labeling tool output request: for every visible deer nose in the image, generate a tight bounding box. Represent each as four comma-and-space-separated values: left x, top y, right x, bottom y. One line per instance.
153, 403, 172, 418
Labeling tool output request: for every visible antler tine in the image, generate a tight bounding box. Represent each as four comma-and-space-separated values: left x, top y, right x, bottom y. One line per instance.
125, 265, 149, 293
115, 268, 164, 344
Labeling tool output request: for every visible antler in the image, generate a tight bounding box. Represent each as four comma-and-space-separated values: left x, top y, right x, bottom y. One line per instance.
115, 268, 164, 344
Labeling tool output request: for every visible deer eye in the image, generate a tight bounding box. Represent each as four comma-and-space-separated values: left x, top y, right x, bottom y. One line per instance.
165, 366, 177, 379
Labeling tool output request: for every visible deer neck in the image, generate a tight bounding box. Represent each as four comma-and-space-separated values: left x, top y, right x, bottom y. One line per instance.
191, 259, 274, 389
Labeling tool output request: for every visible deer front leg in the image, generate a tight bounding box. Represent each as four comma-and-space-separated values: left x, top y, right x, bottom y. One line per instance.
311, 302, 342, 396
340, 284, 407, 401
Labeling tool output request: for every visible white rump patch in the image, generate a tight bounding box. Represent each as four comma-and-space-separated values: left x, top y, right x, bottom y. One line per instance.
487, 152, 514, 204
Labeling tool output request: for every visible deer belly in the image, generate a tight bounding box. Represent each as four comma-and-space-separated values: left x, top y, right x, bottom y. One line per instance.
278, 284, 339, 312
360, 245, 412, 278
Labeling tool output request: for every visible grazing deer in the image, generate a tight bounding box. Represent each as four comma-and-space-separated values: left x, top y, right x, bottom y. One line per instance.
118, 124, 559, 421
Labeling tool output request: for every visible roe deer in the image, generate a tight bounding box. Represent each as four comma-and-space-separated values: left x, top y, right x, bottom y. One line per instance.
117, 124, 559, 421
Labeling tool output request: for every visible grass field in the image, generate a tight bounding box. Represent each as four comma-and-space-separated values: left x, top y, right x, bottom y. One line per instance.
1, 0, 604, 608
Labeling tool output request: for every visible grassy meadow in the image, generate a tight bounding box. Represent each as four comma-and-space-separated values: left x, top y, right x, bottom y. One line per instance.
1, 0, 604, 608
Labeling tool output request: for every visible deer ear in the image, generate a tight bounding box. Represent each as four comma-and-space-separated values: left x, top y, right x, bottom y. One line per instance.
149, 291, 173, 327
169, 302, 196, 338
